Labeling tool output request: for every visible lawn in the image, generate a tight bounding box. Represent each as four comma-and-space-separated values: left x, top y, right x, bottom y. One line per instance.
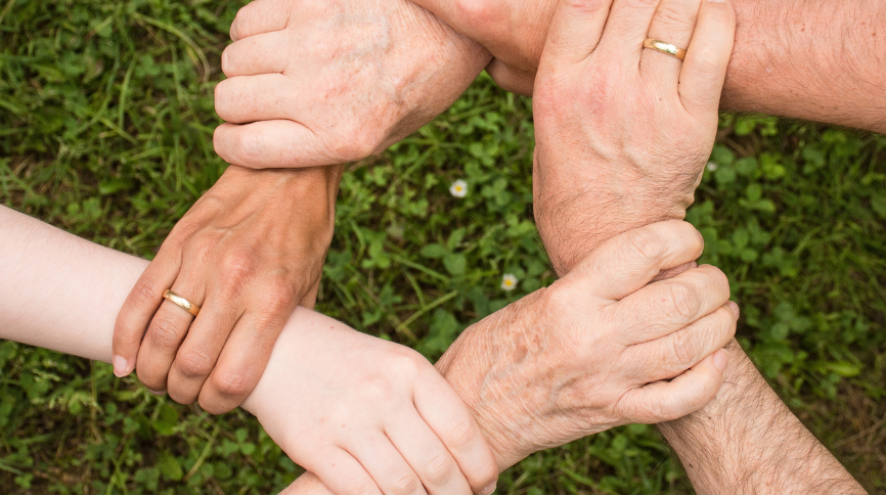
1, 0, 885, 493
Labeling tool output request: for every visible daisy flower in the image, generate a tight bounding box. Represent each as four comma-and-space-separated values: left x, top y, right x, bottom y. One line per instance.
449, 179, 468, 198
501, 274, 518, 292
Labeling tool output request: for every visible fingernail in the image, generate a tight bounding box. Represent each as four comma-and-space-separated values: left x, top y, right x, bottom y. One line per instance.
113, 356, 129, 377
713, 350, 729, 371
148, 389, 166, 396
479, 483, 496, 495
726, 301, 740, 320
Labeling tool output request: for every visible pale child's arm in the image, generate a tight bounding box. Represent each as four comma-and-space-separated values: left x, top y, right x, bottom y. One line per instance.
0, 205, 500, 495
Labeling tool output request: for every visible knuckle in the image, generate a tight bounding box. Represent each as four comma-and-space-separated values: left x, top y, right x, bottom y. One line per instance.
147, 314, 184, 349
625, 227, 666, 264
653, 2, 689, 26
175, 350, 215, 379
662, 281, 702, 321
669, 329, 697, 370
221, 250, 257, 280
359, 374, 395, 402
185, 235, 216, 262
389, 471, 420, 495
343, 475, 377, 495
444, 416, 478, 451
210, 366, 254, 399
424, 451, 456, 485
688, 44, 723, 77
132, 280, 160, 308
263, 279, 296, 314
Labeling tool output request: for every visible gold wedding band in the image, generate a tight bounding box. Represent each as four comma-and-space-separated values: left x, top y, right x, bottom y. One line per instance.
643, 38, 687, 61
163, 290, 201, 317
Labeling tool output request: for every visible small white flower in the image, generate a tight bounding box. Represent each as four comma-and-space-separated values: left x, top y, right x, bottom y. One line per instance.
706, 161, 718, 172
449, 179, 468, 198
501, 274, 518, 292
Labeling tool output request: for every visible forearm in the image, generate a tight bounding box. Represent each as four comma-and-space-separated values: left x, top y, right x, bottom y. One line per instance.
0, 204, 329, 443
419, 0, 886, 133
658, 341, 866, 494
723, 0, 886, 133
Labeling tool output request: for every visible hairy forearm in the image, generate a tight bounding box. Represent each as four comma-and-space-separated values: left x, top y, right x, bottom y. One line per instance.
722, 0, 886, 133
658, 341, 866, 494
419, 0, 886, 133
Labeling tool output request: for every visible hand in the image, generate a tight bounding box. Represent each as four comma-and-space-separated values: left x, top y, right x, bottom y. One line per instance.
437, 221, 738, 468
243, 308, 499, 495
212, 0, 492, 169
113, 165, 341, 413
531, 0, 735, 274
409, 0, 554, 95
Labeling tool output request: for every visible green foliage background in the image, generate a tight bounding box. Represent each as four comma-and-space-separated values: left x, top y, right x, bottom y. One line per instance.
1, 0, 884, 493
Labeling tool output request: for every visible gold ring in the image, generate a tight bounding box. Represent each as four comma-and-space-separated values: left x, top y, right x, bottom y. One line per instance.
163, 290, 201, 317
643, 38, 687, 61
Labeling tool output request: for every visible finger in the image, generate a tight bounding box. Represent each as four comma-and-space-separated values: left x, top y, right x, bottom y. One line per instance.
112, 246, 181, 377
222, 31, 291, 77
345, 430, 427, 495
166, 291, 242, 405
639, 0, 702, 85
629, 301, 738, 381
384, 413, 471, 495
214, 121, 341, 170
618, 349, 728, 424
597, 0, 663, 66
215, 74, 302, 124
230, 0, 292, 42
197, 311, 287, 413
567, 220, 705, 301
413, 373, 498, 494
540, 0, 614, 66
135, 276, 205, 393
304, 447, 384, 495
678, 0, 736, 116
616, 264, 730, 344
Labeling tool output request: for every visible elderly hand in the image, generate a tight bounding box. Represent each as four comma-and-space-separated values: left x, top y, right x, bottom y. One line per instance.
212, 0, 491, 169
437, 221, 737, 468
531, 0, 735, 274
113, 165, 341, 413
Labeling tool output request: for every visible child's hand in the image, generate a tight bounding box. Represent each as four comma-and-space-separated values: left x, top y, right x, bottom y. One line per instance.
242, 308, 499, 495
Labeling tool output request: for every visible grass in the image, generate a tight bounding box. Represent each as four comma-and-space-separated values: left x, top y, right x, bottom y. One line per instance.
1, 0, 885, 493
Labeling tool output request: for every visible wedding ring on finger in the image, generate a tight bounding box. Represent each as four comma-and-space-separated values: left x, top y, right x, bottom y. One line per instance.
643, 38, 688, 61
163, 290, 201, 317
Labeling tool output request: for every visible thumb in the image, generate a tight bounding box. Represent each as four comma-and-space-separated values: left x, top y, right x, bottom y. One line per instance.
541, 0, 614, 66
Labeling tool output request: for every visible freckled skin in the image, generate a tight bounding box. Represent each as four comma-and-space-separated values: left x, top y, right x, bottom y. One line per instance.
215, 0, 492, 168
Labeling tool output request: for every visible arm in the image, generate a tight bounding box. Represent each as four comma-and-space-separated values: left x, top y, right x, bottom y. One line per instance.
0, 205, 738, 495
113, 164, 342, 412
658, 341, 868, 495
0, 205, 500, 495
527, 0, 867, 492
417, 0, 886, 133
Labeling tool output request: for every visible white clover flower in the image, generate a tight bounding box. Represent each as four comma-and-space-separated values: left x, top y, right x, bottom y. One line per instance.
449, 179, 468, 198
706, 161, 718, 172
501, 274, 518, 292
